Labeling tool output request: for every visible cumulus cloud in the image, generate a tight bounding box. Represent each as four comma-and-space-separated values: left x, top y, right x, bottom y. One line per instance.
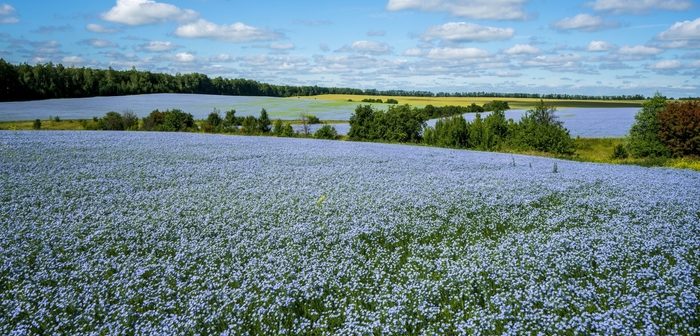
524, 54, 582, 70
102, 0, 198, 26
619, 45, 662, 55
386, 0, 528, 20
504, 44, 539, 55
591, 0, 692, 13
80, 39, 116, 48
658, 18, 700, 41
138, 41, 177, 52
403, 48, 424, 57
174, 52, 196, 63
0, 3, 18, 24
270, 42, 295, 50
588, 40, 613, 51
426, 47, 489, 59
338, 40, 393, 55
423, 22, 514, 43
86, 23, 118, 33
175, 19, 280, 42
649, 59, 681, 70
61, 56, 84, 64
553, 14, 606, 32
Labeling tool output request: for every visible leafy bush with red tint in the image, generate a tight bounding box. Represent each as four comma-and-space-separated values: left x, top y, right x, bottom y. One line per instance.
658, 101, 700, 157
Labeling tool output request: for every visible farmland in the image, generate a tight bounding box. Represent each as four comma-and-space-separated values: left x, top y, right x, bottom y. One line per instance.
309, 94, 645, 109
1, 131, 698, 335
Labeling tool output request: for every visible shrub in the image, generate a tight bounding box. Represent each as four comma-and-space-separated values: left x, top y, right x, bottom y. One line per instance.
122, 111, 139, 130
314, 125, 338, 139
385, 98, 399, 104
305, 115, 321, 124
142, 109, 193, 132
258, 109, 271, 133
627, 94, 670, 158
98, 111, 125, 130
32, 119, 41, 130
348, 104, 425, 142
657, 100, 700, 157
512, 100, 574, 155
611, 144, 629, 159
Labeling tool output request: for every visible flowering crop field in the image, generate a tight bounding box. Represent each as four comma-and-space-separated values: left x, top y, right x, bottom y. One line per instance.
1, 131, 698, 335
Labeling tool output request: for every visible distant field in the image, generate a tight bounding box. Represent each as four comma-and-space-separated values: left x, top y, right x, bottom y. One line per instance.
309, 94, 644, 109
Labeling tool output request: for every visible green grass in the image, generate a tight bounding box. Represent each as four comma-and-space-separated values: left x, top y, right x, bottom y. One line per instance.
0, 119, 87, 130
307, 94, 645, 109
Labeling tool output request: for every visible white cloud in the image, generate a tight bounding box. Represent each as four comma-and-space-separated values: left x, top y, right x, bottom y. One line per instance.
423, 22, 514, 42
649, 59, 681, 70
102, 0, 198, 26
588, 40, 613, 51
386, 0, 528, 20
591, 0, 692, 13
553, 14, 605, 31
139, 41, 176, 52
505, 44, 539, 55
0, 3, 18, 24
270, 42, 295, 50
619, 45, 662, 55
174, 52, 196, 63
83, 39, 115, 48
62, 56, 84, 64
86, 23, 117, 33
340, 40, 393, 55
658, 18, 700, 41
403, 48, 424, 57
426, 47, 489, 59
524, 54, 581, 69
175, 19, 279, 42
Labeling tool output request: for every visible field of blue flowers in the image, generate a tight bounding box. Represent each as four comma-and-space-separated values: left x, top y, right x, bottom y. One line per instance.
1, 131, 698, 335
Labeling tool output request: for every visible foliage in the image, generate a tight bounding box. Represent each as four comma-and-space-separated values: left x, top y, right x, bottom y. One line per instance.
0, 59, 647, 102
361, 98, 383, 103
482, 100, 510, 112
611, 144, 629, 159
98, 111, 125, 130
304, 115, 321, 124
121, 110, 139, 130
423, 100, 574, 154
314, 125, 338, 139
657, 100, 700, 157
32, 119, 41, 130
511, 100, 575, 154
385, 98, 399, 104
420, 104, 485, 119
141, 109, 194, 132
348, 104, 426, 143
627, 94, 670, 158
258, 109, 271, 133
202, 110, 223, 133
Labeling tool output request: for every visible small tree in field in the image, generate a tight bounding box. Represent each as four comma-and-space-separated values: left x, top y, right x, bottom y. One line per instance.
627, 94, 669, 158
314, 125, 338, 139
658, 100, 700, 157
33, 119, 41, 130
258, 108, 271, 133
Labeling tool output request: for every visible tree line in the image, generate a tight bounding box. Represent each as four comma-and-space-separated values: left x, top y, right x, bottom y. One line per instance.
0, 59, 649, 102
348, 101, 575, 154
624, 95, 699, 158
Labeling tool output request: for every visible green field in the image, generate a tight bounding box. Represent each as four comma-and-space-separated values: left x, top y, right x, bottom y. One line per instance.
308, 94, 644, 109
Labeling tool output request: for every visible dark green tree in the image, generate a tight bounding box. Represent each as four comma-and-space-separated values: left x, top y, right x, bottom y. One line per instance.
314, 125, 338, 139
99, 111, 125, 130
258, 108, 271, 133
627, 94, 670, 158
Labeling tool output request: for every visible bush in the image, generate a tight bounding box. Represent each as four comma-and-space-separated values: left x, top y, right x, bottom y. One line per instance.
511, 100, 574, 154
314, 125, 338, 139
122, 111, 139, 130
98, 111, 125, 130
305, 115, 321, 124
385, 98, 399, 104
348, 105, 425, 143
32, 119, 41, 130
611, 144, 629, 159
658, 100, 700, 157
627, 94, 670, 158
141, 109, 194, 132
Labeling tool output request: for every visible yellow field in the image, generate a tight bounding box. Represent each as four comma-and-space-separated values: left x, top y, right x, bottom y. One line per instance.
307, 94, 644, 109
0, 119, 87, 130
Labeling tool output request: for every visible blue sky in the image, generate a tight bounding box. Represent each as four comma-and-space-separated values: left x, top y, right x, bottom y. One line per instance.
0, 0, 699, 96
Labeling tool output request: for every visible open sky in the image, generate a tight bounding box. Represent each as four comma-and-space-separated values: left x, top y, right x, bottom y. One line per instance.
0, 0, 698, 96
